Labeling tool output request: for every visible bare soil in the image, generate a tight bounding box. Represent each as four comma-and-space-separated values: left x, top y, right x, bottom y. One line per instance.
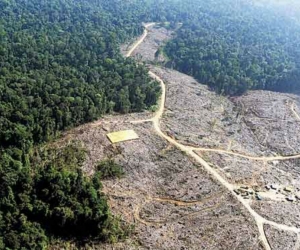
199, 152, 300, 192
234, 92, 300, 155
253, 201, 300, 228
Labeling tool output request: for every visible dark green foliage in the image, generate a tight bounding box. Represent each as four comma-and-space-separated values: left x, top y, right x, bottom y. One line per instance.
0, 0, 160, 151
0, 144, 130, 248
96, 159, 124, 180
163, 0, 300, 95
100, 0, 300, 95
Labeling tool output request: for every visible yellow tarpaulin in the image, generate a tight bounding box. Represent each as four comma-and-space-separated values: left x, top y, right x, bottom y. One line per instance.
107, 130, 139, 143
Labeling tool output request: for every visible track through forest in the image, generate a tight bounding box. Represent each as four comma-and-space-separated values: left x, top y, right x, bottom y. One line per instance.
125, 23, 300, 250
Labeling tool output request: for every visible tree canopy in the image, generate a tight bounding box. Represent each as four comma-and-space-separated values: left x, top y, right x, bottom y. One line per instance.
0, 0, 160, 152
0, 143, 130, 249
163, 0, 300, 95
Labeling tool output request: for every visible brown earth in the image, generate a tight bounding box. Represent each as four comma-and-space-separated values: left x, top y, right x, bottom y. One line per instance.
121, 24, 174, 63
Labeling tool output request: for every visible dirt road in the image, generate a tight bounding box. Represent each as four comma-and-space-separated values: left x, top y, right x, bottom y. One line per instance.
125, 23, 155, 58
191, 146, 300, 161
126, 23, 300, 250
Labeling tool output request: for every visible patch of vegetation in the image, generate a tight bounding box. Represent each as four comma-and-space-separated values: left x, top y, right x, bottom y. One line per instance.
96, 158, 125, 180
149, 104, 159, 112
0, 1, 161, 247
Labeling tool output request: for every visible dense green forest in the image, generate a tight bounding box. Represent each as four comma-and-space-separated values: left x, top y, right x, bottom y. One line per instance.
163, 0, 300, 95
0, 0, 161, 149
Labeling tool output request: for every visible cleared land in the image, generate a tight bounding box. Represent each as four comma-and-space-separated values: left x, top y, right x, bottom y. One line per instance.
154, 65, 300, 156
59, 120, 263, 249
56, 24, 300, 249
122, 23, 174, 63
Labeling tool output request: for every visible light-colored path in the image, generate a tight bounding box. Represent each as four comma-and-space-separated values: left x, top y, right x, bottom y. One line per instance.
132, 191, 224, 225
291, 102, 300, 121
190, 146, 300, 161
126, 23, 300, 250
125, 23, 155, 58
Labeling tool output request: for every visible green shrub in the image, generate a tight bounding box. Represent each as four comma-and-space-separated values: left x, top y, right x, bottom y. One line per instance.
96, 159, 124, 180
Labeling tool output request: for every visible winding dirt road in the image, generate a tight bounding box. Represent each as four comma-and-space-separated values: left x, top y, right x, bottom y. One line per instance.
126, 23, 300, 250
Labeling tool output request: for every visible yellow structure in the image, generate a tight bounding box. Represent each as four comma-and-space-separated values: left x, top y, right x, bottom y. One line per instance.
107, 130, 139, 143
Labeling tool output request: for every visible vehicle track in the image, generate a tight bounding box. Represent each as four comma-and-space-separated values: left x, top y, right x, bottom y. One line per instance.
126, 23, 300, 250
135, 202, 222, 226
105, 188, 225, 225
133, 192, 224, 225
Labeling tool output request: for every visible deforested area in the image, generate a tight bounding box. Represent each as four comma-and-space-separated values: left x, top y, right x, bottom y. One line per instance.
46, 23, 300, 249
152, 66, 300, 157
97, 23, 300, 249
55, 114, 263, 250
130, 24, 176, 63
